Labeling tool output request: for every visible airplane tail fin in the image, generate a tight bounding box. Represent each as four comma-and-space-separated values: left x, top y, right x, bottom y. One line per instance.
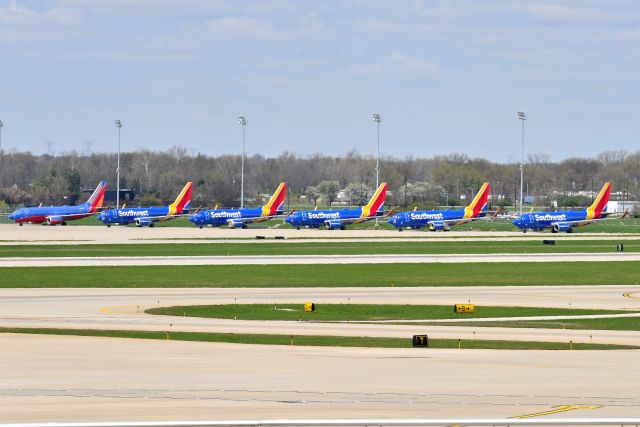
84, 180, 107, 212
587, 182, 611, 219
362, 182, 388, 218
168, 182, 193, 215
464, 182, 490, 219
261, 182, 287, 216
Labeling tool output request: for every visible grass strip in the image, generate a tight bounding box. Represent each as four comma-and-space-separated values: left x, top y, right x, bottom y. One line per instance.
3, 262, 640, 288
2, 240, 639, 257
0, 327, 636, 350
423, 317, 640, 331
146, 304, 629, 321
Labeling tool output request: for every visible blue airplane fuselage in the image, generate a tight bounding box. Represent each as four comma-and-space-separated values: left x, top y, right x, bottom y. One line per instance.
388, 208, 478, 230
97, 206, 170, 226
286, 208, 377, 229
512, 209, 604, 232
189, 208, 265, 228
9, 204, 93, 224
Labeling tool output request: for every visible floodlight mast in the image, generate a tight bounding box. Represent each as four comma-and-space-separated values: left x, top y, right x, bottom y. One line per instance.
114, 120, 122, 209
516, 112, 527, 216
0, 119, 3, 189
373, 113, 382, 225
238, 116, 247, 209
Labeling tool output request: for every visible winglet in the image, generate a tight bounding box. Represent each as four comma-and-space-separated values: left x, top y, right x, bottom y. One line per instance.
168, 182, 193, 215
587, 182, 611, 219
464, 182, 490, 219
261, 182, 287, 217
362, 182, 388, 218
86, 180, 108, 212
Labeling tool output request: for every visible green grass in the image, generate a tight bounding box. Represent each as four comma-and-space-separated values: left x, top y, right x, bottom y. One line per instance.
146, 304, 629, 321
3, 261, 640, 288
2, 239, 640, 258
427, 317, 640, 331
0, 327, 635, 350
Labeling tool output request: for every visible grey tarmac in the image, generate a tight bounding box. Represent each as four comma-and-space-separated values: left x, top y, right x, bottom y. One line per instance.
1, 334, 638, 422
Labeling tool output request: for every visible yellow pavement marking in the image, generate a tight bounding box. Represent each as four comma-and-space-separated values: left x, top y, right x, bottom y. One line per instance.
450, 405, 600, 427
511, 405, 600, 419
623, 292, 640, 300
99, 304, 145, 314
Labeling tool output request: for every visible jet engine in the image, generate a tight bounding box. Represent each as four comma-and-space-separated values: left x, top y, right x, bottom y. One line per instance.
551, 223, 573, 233
326, 220, 345, 230
46, 216, 64, 225
135, 218, 153, 227
428, 221, 449, 231
227, 219, 247, 229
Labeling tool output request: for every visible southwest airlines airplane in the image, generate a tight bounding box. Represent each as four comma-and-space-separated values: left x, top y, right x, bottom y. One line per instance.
285, 183, 388, 230
189, 182, 289, 229
388, 183, 490, 231
8, 180, 107, 226
97, 182, 192, 227
512, 182, 611, 233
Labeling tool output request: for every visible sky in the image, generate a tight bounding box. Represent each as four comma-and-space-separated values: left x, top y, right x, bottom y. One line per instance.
0, 0, 639, 162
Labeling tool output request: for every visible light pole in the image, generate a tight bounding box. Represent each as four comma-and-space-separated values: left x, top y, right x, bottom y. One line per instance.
372, 113, 382, 225
114, 120, 122, 209
516, 112, 526, 216
0, 119, 3, 189
238, 116, 247, 208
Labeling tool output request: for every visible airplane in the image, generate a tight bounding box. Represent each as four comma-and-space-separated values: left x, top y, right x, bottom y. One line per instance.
387, 183, 490, 231
285, 183, 388, 230
189, 182, 289, 229
8, 180, 107, 226
512, 182, 611, 233
97, 182, 192, 227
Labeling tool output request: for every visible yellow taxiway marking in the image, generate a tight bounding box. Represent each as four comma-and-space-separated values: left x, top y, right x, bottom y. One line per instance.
511, 405, 600, 419
450, 405, 600, 426
99, 304, 147, 314
623, 292, 640, 300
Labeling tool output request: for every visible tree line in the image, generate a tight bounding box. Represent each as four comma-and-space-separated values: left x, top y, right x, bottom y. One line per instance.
0, 147, 638, 209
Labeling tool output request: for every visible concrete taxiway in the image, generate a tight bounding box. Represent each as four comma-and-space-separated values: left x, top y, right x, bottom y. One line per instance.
2, 287, 640, 345
1, 334, 638, 422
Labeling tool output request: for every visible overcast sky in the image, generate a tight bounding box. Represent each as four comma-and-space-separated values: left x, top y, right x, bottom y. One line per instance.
1, 0, 639, 161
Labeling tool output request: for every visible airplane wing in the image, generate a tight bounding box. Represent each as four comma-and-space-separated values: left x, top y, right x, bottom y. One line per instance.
326, 208, 396, 226
226, 209, 295, 226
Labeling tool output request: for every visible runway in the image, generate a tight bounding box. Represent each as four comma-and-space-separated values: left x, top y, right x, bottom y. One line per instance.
1, 224, 638, 245
2, 286, 640, 345
2, 252, 640, 267
2, 334, 639, 422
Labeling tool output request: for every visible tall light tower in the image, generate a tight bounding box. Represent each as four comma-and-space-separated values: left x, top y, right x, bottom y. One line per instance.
238, 116, 247, 208
516, 112, 526, 216
0, 119, 3, 189
114, 120, 122, 209
372, 113, 382, 225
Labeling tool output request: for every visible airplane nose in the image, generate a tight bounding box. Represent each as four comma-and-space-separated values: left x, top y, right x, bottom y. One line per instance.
8, 212, 15, 220
189, 215, 197, 223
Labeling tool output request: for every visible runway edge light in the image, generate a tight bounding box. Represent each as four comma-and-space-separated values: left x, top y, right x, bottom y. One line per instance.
454, 303, 475, 313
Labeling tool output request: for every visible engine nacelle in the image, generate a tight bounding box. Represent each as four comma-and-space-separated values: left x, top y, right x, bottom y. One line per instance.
46, 216, 63, 225
551, 223, 573, 233
227, 219, 246, 229
428, 221, 449, 231
326, 220, 344, 230
135, 218, 153, 227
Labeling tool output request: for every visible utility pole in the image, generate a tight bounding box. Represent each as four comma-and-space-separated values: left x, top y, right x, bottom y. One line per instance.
238, 116, 247, 208
517, 112, 527, 216
372, 113, 382, 225
114, 120, 122, 208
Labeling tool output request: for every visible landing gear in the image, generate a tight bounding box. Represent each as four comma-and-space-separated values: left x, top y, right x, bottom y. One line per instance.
296, 227, 300, 230
149, 223, 155, 227
199, 225, 204, 229
341, 225, 346, 230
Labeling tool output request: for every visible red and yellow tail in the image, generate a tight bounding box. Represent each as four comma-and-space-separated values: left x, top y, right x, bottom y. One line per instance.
168, 182, 193, 215
86, 180, 107, 212
261, 182, 287, 216
463, 182, 490, 219
586, 182, 611, 220
361, 183, 387, 218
